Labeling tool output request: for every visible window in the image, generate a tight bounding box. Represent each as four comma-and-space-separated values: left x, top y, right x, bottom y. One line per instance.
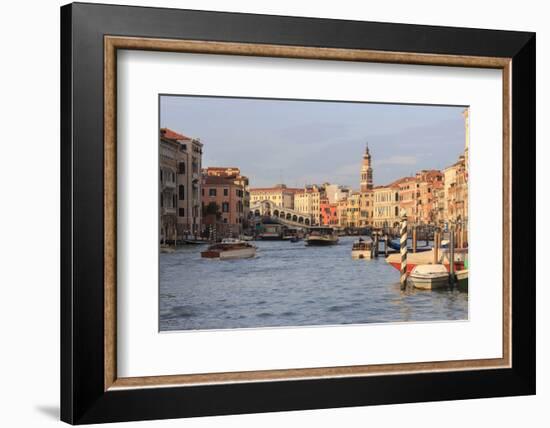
222, 202, 229, 213
179, 185, 185, 200
160, 169, 163, 181
172, 195, 177, 208
209, 188, 217, 197
178, 162, 186, 174
223, 218, 228, 224
160, 193, 163, 207
223, 188, 228, 196
179, 208, 185, 217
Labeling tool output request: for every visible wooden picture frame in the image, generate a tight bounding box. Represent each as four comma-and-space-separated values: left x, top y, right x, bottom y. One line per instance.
61, 2, 535, 424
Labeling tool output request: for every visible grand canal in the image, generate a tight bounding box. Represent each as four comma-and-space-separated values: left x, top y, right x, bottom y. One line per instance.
160, 236, 468, 331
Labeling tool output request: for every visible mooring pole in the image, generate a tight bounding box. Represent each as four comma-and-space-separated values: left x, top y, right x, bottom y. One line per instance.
433, 229, 441, 265
412, 225, 417, 253
400, 212, 408, 290
449, 225, 456, 286
385, 234, 389, 257
374, 233, 379, 258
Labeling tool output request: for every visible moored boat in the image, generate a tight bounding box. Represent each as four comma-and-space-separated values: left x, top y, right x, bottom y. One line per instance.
386, 248, 466, 273
305, 227, 339, 246
456, 269, 468, 291
351, 237, 373, 259
201, 238, 257, 260
407, 264, 449, 290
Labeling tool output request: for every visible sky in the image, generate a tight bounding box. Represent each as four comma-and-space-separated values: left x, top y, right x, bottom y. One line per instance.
160, 95, 466, 189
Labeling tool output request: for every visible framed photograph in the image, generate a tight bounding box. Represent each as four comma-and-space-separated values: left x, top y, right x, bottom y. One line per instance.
61, 2, 535, 424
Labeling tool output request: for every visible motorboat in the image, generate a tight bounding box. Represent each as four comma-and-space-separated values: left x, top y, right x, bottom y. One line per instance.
351, 237, 373, 259
386, 248, 466, 273
201, 238, 257, 260
407, 264, 449, 290
305, 227, 339, 246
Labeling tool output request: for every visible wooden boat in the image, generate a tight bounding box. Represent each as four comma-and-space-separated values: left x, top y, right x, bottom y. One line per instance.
201, 238, 256, 260
160, 245, 175, 254
351, 237, 373, 259
388, 238, 431, 253
386, 248, 466, 273
407, 264, 449, 290
305, 227, 339, 246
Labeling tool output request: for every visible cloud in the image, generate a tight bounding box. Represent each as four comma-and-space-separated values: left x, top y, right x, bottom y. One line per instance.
377, 155, 417, 166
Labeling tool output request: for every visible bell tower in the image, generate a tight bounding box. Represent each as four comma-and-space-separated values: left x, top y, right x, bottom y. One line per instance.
360, 144, 373, 192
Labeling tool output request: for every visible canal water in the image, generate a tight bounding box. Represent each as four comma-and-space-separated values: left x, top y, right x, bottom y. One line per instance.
160, 236, 468, 331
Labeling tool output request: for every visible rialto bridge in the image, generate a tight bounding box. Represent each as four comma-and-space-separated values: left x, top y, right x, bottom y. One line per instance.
250, 200, 314, 228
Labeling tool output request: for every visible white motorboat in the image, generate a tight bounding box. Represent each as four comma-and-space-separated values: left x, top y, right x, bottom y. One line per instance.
201, 238, 256, 260
407, 264, 449, 290
351, 237, 373, 259
305, 227, 339, 246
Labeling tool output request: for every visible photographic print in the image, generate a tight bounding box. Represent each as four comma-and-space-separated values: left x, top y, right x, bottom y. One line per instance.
159, 95, 469, 332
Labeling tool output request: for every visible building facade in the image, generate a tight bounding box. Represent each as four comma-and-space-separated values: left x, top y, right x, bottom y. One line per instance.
249, 184, 299, 209
294, 185, 323, 225
324, 183, 350, 204
201, 167, 250, 237
320, 197, 339, 226
373, 182, 401, 229
397, 176, 417, 222
415, 170, 444, 225
160, 128, 203, 240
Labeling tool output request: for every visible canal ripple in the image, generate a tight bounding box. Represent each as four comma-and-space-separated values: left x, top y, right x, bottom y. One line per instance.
160, 236, 468, 331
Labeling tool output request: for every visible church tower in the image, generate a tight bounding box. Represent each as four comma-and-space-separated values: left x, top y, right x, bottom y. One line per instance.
360, 144, 373, 192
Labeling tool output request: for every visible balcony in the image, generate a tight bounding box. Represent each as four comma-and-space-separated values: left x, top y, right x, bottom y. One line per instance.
162, 179, 176, 189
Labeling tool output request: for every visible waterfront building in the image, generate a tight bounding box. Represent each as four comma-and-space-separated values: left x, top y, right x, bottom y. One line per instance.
359, 191, 374, 227
320, 197, 339, 226
415, 170, 444, 225
337, 197, 348, 228
249, 184, 300, 209
294, 184, 323, 225
443, 156, 468, 225
397, 176, 417, 222
345, 192, 362, 228
373, 181, 401, 229
160, 128, 203, 240
201, 167, 250, 237
360, 144, 374, 192
324, 183, 351, 204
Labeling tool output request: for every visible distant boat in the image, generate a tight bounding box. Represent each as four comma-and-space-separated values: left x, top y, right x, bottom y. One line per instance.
201, 238, 257, 260
407, 264, 449, 290
182, 238, 209, 245
160, 245, 175, 254
305, 227, 339, 246
351, 237, 373, 260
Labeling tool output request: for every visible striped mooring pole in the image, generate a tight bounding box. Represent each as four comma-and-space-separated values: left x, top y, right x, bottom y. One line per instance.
400, 212, 408, 290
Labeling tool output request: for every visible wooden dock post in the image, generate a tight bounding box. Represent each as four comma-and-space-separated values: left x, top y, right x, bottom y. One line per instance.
374, 233, 379, 258
433, 228, 439, 265
449, 226, 456, 285
385, 234, 389, 257
400, 212, 408, 290
412, 225, 417, 253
